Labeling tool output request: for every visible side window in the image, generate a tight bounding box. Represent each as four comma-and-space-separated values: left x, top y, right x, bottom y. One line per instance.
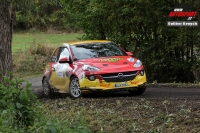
58, 47, 70, 60
50, 48, 59, 62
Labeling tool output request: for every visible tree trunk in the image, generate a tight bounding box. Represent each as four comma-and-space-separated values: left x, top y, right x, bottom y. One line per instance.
0, 1, 14, 83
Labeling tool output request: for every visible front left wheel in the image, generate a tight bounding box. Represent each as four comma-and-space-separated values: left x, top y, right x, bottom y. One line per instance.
69, 76, 82, 98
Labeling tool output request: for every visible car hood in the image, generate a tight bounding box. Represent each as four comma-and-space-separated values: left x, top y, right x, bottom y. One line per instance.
75, 56, 143, 72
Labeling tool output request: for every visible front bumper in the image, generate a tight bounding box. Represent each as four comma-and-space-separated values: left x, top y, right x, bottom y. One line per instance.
79, 73, 147, 92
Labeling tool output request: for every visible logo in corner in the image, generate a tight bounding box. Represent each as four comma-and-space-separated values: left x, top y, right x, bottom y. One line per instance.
167, 3, 198, 27
168, 8, 197, 20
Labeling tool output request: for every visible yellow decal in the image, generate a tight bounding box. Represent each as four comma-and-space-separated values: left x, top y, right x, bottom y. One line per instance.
99, 58, 123, 62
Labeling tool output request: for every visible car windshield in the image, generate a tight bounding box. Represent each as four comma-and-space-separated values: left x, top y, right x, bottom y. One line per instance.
70, 42, 127, 60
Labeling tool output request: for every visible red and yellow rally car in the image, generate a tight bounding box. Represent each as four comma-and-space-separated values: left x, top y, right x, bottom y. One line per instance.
42, 40, 147, 98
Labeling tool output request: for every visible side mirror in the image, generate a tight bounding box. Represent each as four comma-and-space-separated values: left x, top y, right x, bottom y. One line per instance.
59, 57, 71, 63
126, 52, 133, 56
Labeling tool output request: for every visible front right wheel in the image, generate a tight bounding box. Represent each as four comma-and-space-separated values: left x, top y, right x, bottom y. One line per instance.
128, 87, 146, 95
69, 76, 82, 98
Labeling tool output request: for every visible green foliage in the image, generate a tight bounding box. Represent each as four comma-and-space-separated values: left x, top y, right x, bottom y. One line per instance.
13, 43, 55, 77
44, 114, 91, 133
13, 0, 200, 83
0, 76, 91, 132
15, 0, 66, 31
61, 0, 200, 83
0, 76, 39, 131
29, 43, 49, 56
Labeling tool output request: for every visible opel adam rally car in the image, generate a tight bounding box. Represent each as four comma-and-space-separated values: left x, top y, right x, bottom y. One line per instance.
42, 40, 147, 98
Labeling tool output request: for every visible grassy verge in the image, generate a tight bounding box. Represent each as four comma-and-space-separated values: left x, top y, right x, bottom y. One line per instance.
37, 97, 200, 133
12, 33, 83, 52
12, 33, 83, 77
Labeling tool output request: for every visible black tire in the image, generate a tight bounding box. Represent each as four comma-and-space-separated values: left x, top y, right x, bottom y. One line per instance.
69, 76, 82, 98
128, 86, 146, 95
42, 77, 55, 99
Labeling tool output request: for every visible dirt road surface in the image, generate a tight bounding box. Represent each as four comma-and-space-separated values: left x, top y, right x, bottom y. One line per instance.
27, 76, 200, 100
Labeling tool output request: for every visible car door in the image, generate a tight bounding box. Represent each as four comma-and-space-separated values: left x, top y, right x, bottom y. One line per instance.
49, 47, 71, 92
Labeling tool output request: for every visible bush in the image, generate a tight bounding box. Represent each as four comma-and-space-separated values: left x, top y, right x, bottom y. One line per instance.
0, 76, 91, 132
0, 76, 40, 131
13, 43, 55, 77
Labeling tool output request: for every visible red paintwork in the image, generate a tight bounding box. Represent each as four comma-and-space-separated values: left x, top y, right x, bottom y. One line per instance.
44, 55, 144, 79
73, 56, 143, 75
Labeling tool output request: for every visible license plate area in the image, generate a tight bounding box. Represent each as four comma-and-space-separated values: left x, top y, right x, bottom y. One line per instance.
114, 82, 128, 87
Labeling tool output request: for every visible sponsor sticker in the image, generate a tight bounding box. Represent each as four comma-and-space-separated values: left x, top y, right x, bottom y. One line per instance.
99, 58, 123, 62
78, 71, 85, 79
100, 84, 110, 87
56, 71, 65, 78
130, 81, 139, 85
54, 64, 68, 78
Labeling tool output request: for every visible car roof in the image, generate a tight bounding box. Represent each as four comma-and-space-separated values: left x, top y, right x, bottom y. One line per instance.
67, 40, 111, 45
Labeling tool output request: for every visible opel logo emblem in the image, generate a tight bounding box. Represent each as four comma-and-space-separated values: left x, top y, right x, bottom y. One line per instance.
118, 73, 123, 79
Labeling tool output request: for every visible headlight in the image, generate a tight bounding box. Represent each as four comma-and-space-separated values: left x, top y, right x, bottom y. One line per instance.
82, 65, 100, 71
133, 60, 142, 67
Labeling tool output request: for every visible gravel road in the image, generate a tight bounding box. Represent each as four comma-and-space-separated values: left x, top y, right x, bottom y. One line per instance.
26, 75, 200, 100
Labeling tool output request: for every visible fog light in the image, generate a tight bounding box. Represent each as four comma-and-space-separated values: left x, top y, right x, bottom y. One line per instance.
88, 75, 96, 81
140, 71, 144, 76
